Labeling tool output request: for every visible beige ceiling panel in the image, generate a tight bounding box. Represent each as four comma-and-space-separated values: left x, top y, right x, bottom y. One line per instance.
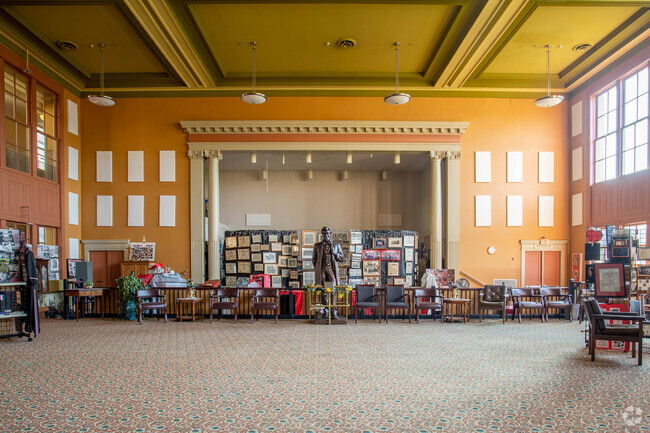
190, 3, 455, 75
12, 4, 166, 73
484, 5, 641, 75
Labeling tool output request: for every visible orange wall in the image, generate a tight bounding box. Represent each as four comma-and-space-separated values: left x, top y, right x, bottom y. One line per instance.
80, 95, 569, 284
63, 90, 81, 260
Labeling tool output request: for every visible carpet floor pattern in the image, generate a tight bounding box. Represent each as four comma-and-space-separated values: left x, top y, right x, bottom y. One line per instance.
1, 318, 649, 432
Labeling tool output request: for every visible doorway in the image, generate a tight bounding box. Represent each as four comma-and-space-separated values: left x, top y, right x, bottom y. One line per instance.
520, 239, 567, 287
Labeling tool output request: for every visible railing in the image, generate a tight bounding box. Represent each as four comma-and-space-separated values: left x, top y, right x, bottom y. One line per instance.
459, 270, 485, 287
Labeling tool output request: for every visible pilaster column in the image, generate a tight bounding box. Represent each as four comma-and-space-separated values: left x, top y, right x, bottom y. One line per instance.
445, 150, 461, 275
430, 151, 445, 269
188, 149, 205, 283
206, 150, 222, 281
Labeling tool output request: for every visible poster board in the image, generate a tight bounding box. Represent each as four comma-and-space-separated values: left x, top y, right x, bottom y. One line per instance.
594, 263, 625, 297
128, 242, 156, 261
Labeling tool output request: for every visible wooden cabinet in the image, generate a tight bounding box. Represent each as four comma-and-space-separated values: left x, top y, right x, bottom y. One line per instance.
120, 261, 152, 278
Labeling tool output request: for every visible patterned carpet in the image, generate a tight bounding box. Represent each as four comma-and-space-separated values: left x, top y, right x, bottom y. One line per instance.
1, 317, 648, 432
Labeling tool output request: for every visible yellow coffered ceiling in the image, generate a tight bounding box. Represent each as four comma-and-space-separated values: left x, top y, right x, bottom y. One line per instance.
0, 0, 647, 99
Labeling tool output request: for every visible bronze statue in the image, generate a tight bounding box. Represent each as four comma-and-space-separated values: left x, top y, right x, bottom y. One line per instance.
312, 226, 344, 318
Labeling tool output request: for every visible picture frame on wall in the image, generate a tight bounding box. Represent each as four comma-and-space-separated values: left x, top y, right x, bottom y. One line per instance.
364, 276, 380, 286
351, 261, 361, 269
302, 260, 314, 270
67, 258, 82, 279
278, 255, 289, 267
237, 248, 250, 260
363, 260, 380, 276
571, 252, 582, 281
290, 270, 299, 280
260, 244, 270, 251
225, 236, 237, 249
238, 236, 251, 248
290, 233, 300, 244
288, 281, 300, 289
403, 235, 415, 247
355, 245, 363, 253
302, 231, 316, 246
405, 262, 413, 274
282, 269, 290, 278
388, 237, 403, 248
271, 242, 282, 252
393, 277, 406, 285
338, 268, 347, 280
225, 262, 237, 274
292, 245, 300, 256
238, 261, 251, 274
271, 275, 282, 288
362, 250, 380, 260
283, 234, 291, 243
303, 271, 315, 286
254, 263, 264, 272
302, 247, 314, 260
282, 244, 292, 255
287, 258, 298, 268
263, 252, 276, 264
264, 263, 278, 275
350, 231, 362, 244
387, 262, 400, 276
252, 234, 262, 243
380, 249, 401, 261
225, 250, 237, 261
404, 248, 414, 262
251, 253, 262, 262
349, 278, 363, 287
594, 263, 626, 297
349, 268, 362, 277
251, 243, 261, 252
225, 276, 237, 287
373, 237, 388, 249
268, 234, 279, 243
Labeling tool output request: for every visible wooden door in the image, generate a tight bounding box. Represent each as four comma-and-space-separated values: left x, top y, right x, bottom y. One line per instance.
524, 251, 542, 286
89, 251, 124, 287
543, 251, 561, 286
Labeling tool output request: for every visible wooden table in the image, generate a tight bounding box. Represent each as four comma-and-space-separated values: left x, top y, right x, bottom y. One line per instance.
176, 297, 202, 322
443, 298, 470, 323
64, 288, 104, 321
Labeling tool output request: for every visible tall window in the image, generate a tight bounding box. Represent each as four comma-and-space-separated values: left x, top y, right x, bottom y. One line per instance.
36, 86, 57, 181
594, 64, 649, 183
4, 66, 30, 173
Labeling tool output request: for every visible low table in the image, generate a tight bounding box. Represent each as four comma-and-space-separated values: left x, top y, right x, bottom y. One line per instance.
64, 288, 104, 321
443, 298, 470, 323
176, 297, 202, 322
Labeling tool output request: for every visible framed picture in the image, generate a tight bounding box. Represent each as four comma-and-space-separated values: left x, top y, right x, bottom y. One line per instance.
225, 236, 237, 249
271, 275, 282, 288
388, 237, 403, 248
303, 271, 315, 286
238, 261, 251, 274
260, 244, 270, 251
403, 235, 415, 247
639, 266, 650, 277
303, 231, 316, 246
251, 243, 261, 252
373, 237, 388, 249
290, 233, 300, 244
251, 253, 262, 262
405, 262, 413, 274
252, 234, 262, 243
287, 258, 298, 268
237, 248, 250, 260
225, 276, 237, 287
67, 258, 81, 279
292, 245, 300, 256
362, 249, 381, 260
278, 255, 289, 267
354, 245, 362, 253
263, 252, 276, 264
351, 261, 361, 269
363, 260, 381, 276
351, 253, 362, 261
333, 231, 349, 242
264, 263, 278, 275
225, 262, 237, 274
404, 248, 414, 262
302, 247, 314, 260
595, 263, 626, 297
290, 270, 299, 280
282, 244, 292, 255
302, 260, 314, 270
349, 268, 362, 277
638, 247, 650, 260
571, 252, 582, 281
254, 263, 264, 272
288, 281, 300, 289
381, 249, 401, 261
349, 278, 363, 287
238, 236, 250, 248
281, 269, 290, 278
393, 277, 406, 285
225, 250, 237, 261
283, 234, 291, 243
269, 234, 279, 242
364, 276, 380, 286
405, 275, 413, 287
350, 231, 362, 245
271, 242, 282, 252
129, 242, 155, 261
338, 268, 347, 280
387, 262, 400, 276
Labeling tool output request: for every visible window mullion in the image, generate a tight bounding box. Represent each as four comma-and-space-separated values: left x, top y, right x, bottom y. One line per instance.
616, 79, 622, 178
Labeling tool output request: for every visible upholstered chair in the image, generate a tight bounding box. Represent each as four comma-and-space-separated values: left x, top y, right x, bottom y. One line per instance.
136, 289, 168, 325
478, 285, 507, 323
412, 288, 444, 324
384, 285, 411, 323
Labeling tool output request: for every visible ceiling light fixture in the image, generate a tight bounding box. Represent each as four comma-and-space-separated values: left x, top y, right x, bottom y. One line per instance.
394, 153, 401, 165
384, 42, 410, 105
381, 170, 388, 180
307, 170, 314, 180
342, 170, 349, 181
241, 41, 267, 105
346, 152, 352, 164
534, 45, 564, 108
250, 152, 257, 164
87, 43, 116, 107
306, 152, 312, 164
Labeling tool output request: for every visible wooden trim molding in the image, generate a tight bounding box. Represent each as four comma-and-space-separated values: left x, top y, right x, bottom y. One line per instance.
81, 239, 129, 262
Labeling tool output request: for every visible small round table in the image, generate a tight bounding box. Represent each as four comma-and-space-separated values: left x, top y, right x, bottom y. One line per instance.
176, 297, 202, 322
443, 298, 470, 323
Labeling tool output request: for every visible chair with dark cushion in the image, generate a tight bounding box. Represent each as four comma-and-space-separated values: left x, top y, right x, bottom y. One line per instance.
478, 285, 508, 323
250, 288, 279, 324
413, 288, 444, 323
510, 288, 545, 323
136, 288, 168, 325
540, 287, 572, 322
384, 285, 411, 323
583, 298, 643, 365
353, 285, 381, 323
210, 287, 239, 323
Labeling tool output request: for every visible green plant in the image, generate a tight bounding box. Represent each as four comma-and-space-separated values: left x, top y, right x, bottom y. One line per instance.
83, 280, 93, 288
116, 272, 144, 309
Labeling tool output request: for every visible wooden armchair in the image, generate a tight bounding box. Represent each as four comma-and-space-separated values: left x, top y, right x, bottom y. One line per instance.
250, 288, 279, 324
136, 288, 168, 325
510, 288, 545, 323
583, 298, 643, 365
210, 288, 239, 323
384, 284, 411, 323
540, 287, 572, 322
478, 285, 508, 323
413, 288, 444, 323
353, 285, 382, 323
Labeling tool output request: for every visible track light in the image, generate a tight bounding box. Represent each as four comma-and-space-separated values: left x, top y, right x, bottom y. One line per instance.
250, 152, 257, 164
307, 170, 314, 180
342, 170, 349, 181
346, 152, 352, 164
394, 153, 401, 165
381, 170, 388, 180
306, 152, 312, 164
262, 169, 268, 180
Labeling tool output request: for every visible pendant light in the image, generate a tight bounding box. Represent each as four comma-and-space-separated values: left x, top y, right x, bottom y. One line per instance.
87, 43, 116, 107
241, 41, 267, 104
534, 45, 563, 108
384, 42, 410, 105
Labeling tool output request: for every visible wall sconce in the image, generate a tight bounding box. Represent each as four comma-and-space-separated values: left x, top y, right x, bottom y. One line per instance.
306, 152, 312, 164
346, 152, 352, 164
381, 170, 388, 181
261, 169, 268, 180
394, 153, 400, 165
341, 170, 349, 181
307, 170, 314, 180
250, 152, 257, 164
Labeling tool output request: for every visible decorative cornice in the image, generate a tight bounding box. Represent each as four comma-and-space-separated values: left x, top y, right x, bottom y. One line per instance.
430, 150, 448, 160
447, 151, 462, 159
204, 150, 222, 160
180, 121, 469, 136
187, 150, 204, 159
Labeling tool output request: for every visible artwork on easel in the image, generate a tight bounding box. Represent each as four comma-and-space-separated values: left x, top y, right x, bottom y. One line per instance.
129, 242, 156, 261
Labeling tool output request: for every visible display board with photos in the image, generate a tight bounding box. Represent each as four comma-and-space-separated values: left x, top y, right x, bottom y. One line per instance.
222, 229, 419, 289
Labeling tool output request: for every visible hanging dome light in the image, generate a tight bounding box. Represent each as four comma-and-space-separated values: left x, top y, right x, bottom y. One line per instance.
241, 41, 267, 104
384, 42, 410, 105
87, 43, 116, 107
534, 45, 564, 108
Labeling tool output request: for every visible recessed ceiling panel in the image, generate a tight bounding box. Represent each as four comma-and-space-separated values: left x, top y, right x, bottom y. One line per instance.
12, 4, 166, 74
484, 5, 641, 75
190, 3, 456, 76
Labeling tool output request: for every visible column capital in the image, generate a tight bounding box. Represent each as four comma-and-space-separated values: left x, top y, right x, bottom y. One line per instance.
187, 149, 204, 159
204, 150, 223, 160
446, 150, 462, 160
430, 150, 447, 160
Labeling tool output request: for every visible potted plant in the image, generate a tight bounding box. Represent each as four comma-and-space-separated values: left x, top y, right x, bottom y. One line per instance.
83, 280, 94, 289
116, 272, 144, 320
